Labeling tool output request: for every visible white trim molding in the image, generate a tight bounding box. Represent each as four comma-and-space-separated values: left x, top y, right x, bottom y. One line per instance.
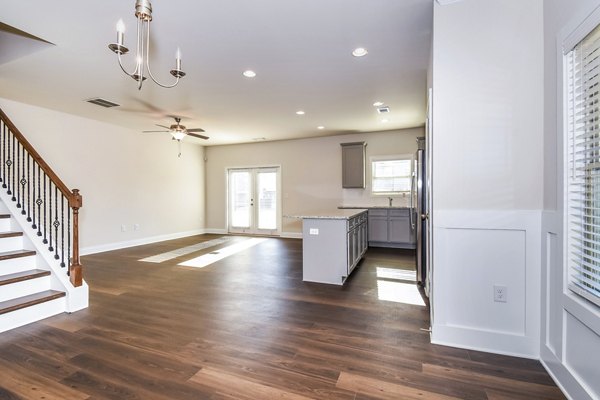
81, 229, 205, 255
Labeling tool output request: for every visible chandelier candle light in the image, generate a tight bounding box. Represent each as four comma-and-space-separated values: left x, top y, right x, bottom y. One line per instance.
108, 0, 185, 89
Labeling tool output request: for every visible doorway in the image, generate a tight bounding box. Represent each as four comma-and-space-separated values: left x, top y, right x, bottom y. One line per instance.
227, 167, 281, 235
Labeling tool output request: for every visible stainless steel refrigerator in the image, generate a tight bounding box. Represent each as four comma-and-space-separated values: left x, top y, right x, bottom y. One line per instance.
414, 137, 428, 295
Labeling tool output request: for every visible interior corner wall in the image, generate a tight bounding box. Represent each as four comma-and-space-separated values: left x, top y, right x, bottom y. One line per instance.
204, 128, 423, 235
0, 98, 206, 254
542, 1, 600, 399
430, 0, 544, 358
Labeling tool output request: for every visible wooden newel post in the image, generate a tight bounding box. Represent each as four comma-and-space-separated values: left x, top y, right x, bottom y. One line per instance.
70, 189, 83, 287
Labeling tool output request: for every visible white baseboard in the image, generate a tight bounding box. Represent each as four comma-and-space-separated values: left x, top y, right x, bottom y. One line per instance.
203, 228, 228, 235
541, 345, 592, 400
81, 229, 206, 255
431, 325, 539, 359
280, 231, 302, 239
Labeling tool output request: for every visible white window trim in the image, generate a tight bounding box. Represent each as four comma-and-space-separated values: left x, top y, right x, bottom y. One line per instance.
562, 9, 600, 310
369, 154, 414, 196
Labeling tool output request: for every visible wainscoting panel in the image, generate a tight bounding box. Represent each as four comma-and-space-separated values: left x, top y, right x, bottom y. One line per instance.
431, 210, 541, 358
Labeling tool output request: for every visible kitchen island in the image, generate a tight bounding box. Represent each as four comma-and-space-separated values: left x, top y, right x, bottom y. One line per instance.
287, 209, 368, 285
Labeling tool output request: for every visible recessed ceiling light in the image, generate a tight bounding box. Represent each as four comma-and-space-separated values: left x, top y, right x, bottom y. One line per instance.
381, 119, 389, 123
296, 110, 305, 115
352, 47, 368, 57
373, 101, 384, 107
243, 70, 256, 78
317, 126, 325, 130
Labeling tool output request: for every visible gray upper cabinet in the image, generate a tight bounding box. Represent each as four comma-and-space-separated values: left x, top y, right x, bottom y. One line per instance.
341, 142, 366, 188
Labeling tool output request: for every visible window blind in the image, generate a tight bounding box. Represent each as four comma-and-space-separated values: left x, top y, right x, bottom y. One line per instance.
371, 159, 412, 194
567, 23, 600, 307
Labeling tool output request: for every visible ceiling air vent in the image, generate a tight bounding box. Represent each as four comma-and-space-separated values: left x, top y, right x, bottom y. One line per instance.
377, 106, 390, 114
85, 98, 120, 108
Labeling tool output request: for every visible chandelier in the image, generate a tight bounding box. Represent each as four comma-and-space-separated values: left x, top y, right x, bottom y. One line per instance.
108, 0, 185, 90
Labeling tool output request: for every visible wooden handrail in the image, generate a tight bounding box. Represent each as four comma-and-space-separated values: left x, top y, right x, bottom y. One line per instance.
0, 108, 76, 206
0, 107, 83, 287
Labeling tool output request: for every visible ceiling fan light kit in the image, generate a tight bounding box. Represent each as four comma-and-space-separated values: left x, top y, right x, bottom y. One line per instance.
108, 0, 185, 90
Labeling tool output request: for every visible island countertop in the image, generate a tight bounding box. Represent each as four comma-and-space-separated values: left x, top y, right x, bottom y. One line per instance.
284, 208, 367, 220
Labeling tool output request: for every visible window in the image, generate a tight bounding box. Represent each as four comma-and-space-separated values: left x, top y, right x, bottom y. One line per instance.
566, 23, 600, 307
371, 155, 412, 195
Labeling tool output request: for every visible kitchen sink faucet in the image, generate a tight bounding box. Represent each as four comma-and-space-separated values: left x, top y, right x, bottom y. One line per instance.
388, 197, 393, 207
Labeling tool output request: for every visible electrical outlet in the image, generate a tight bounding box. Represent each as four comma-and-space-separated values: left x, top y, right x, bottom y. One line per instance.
134, 224, 140, 231
121, 224, 128, 232
309, 228, 319, 235
494, 285, 507, 303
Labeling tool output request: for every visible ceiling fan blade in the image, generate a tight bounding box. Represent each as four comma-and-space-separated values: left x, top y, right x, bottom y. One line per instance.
187, 133, 209, 140
156, 124, 171, 129
186, 128, 205, 133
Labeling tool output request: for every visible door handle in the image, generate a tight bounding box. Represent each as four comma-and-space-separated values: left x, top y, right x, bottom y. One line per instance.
421, 213, 429, 221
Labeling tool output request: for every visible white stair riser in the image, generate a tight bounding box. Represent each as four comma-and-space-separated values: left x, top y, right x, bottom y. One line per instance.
0, 255, 37, 274
0, 297, 65, 333
0, 275, 51, 302
0, 219, 11, 231
0, 236, 23, 252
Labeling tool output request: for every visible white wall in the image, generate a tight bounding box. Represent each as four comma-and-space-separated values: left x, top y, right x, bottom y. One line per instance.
431, 0, 544, 358
205, 128, 423, 235
0, 98, 206, 253
542, 1, 600, 399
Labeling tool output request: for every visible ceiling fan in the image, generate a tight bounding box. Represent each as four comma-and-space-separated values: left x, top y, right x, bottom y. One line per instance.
143, 116, 208, 141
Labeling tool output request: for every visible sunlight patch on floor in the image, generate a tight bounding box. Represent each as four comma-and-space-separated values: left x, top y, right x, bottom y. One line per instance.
376, 280, 426, 306
139, 236, 234, 263
376, 266, 416, 282
178, 238, 267, 268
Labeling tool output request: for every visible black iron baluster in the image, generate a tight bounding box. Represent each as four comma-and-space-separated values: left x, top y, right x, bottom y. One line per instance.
42, 173, 47, 244
6, 136, 15, 197
36, 165, 42, 235
31, 160, 36, 228
25, 152, 31, 220
16, 141, 20, 207
48, 180, 53, 251
0, 121, 6, 188
19, 145, 25, 214
68, 206, 71, 274
60, 194, 65, 266
53, 186, 59, 260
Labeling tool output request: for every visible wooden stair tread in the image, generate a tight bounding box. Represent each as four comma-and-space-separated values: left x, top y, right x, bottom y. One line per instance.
0, 214, 10, 219
0, 290, 65, 315
0, 249, 36, 261
0, 269, 50, 286
0, 231, 23, 239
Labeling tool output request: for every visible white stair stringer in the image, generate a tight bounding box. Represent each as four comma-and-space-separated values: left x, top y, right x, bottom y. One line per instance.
0, 192, 88, 333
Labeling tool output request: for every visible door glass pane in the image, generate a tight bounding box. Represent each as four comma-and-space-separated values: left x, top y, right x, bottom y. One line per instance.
257, 171, 277, 230
230, 171, 251, 228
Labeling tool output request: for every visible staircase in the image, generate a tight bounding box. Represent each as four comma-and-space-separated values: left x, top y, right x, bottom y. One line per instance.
0, 109, 88, 333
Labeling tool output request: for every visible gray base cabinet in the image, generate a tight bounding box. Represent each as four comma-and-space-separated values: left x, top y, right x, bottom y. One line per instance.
302, 211, 368, 285
368, 208, 416, 249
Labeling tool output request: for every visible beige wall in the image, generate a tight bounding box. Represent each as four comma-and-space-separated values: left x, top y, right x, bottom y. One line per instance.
432, 0, 544, 211
0, 98, 206, 252
205, 128, 423, 234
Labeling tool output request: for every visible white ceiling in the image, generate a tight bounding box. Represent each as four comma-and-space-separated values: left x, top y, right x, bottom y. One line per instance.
0, 0, 433, 146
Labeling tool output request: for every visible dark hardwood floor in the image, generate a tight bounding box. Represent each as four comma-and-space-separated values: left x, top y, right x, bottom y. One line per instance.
0, 235, 565, 399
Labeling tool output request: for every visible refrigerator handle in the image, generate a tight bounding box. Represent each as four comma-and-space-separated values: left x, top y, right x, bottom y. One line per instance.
410, 171, 415, 229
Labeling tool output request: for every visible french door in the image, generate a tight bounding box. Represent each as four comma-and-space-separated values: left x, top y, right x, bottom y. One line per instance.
228, 167, 280, 235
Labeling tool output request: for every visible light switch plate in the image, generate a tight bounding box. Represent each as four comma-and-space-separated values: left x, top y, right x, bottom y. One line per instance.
309, 228, 319, 235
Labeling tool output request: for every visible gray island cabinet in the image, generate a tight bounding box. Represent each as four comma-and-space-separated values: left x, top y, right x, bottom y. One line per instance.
293, 209, 368, 285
